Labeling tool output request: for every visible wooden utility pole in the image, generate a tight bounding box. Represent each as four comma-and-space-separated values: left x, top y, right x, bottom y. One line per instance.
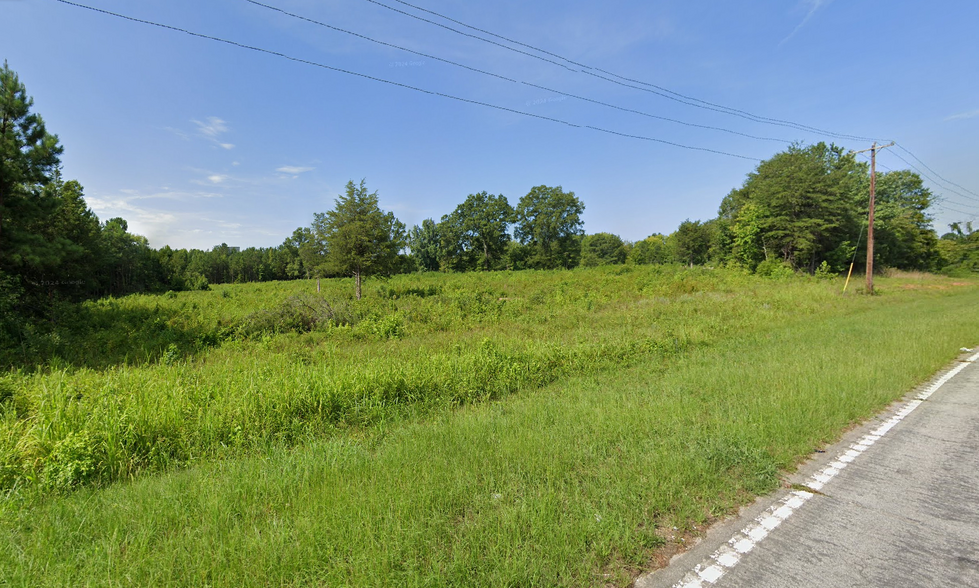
850, 142, 894, 294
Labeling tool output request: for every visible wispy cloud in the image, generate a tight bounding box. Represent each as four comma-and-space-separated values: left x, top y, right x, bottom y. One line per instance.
189, 168, 236, 187
780, 0, 831, 46
113, 189, 223, 201
192, 117, 228, 137
183, 116, 236, 149
276, 165, 315, 174
945, 109, 979, 121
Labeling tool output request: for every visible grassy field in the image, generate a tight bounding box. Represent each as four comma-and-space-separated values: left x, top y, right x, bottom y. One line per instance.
2, 266, 978, 586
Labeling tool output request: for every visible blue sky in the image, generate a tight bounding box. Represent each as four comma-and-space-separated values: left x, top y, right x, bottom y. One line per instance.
3, 0, 978, 249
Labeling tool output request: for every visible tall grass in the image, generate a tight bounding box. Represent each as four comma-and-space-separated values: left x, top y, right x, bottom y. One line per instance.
1, 269, 977, 586
1, 266, 847, 492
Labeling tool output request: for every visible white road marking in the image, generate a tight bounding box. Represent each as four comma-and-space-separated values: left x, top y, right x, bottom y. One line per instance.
670, 350, 979, 587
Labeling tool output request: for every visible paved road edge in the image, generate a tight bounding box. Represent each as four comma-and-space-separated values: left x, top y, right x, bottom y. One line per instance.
634, 347, 979, 588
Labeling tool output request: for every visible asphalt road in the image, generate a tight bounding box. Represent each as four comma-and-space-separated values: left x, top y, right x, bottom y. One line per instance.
637, 351, 979, 588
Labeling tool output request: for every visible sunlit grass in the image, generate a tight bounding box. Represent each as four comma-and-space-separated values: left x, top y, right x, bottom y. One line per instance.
2, 268, 979, 586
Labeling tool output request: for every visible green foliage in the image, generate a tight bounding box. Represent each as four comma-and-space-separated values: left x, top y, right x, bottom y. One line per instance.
814, 260, 836, 279
39, 430, 96, 492
730, 201, 766, 270
580, 232, 627, 267
408, 218, 442, 272
99, 217, 162, 295
629, 234, 672, 265
0, 61, 65, 279
729, 143, 863, 272
754, 259, 796, 279
712, 142, 944, 275
313, 180, 406, 299
937, 222, 979, 275
871, 170, 940, 271
439, 192, 514, 271
0, 270, 23, 352
671, 219, 713, 266
3, 271, 978, 587
514, 185, 585, 269
236, 294, 356, 337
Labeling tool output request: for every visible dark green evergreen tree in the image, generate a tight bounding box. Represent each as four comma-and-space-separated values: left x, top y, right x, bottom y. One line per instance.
314, 180, 406, 299
0, 61, 65, 286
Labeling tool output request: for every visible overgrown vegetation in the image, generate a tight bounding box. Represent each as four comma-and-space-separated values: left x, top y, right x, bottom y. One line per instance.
1, 268, 978, 587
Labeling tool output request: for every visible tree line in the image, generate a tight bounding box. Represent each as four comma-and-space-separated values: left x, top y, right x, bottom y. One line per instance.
3, 59, 978, 339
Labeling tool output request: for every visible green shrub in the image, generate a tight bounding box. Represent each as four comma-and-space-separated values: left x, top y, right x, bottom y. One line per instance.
40, 430, 97, 492
755, 259, 796, 279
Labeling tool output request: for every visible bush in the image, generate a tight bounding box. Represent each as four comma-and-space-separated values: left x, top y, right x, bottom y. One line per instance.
41, 431, 97, 492
755, 259, 796, 279
236, 295, 356, 337
814, 261, 836, 280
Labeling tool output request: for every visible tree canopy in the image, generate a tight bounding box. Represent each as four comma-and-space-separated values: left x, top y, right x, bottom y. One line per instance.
439, 191, 513, 271
580, 232, 627, 267
711, 142, 941, 273
514, 185, 585, 269
718, 143, 864, 272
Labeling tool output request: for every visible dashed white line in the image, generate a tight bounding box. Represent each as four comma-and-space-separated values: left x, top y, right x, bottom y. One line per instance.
670, 349, 979, 588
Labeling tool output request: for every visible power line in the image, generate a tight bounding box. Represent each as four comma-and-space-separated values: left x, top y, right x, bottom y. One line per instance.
853, 152, 979, 219
932, 189, 979, 210
934, 202, 979, 219
52, 0, 762, 162
894, 143, 979, 199
244, 0, 790, 143
361, 0, 884, 143
887, 150, 979, 204
359, 0, 577, 73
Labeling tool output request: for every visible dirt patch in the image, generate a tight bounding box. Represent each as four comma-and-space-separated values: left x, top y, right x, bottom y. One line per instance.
635, 520, 718, 582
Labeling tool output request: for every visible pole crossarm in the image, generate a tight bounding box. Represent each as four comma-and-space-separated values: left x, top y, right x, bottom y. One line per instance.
850, 141, 895, 155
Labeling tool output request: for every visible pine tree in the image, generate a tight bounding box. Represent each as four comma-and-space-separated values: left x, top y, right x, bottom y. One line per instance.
313, 180, 406, 299
0, 61, 64, 275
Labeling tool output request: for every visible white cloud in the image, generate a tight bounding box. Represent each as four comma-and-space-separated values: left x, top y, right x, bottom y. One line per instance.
85, 189, 238, 249
192, 117, 228, 138
276, 165, 315, 174
207, 174, 228, 184
945, 109, 979, 121
780, 0, 832, 46
176, 116, 236, 149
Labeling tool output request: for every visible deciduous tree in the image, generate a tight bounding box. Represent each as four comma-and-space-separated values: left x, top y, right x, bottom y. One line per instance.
580, 232, 626, 266
629, 234, 672, 265
439, 191, 513, 271
514, 185, 584, 269
408, 219, 441, 272
670, 219, 713, 266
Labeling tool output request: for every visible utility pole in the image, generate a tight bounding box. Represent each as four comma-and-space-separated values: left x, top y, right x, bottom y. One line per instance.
850, 142, 894, 294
